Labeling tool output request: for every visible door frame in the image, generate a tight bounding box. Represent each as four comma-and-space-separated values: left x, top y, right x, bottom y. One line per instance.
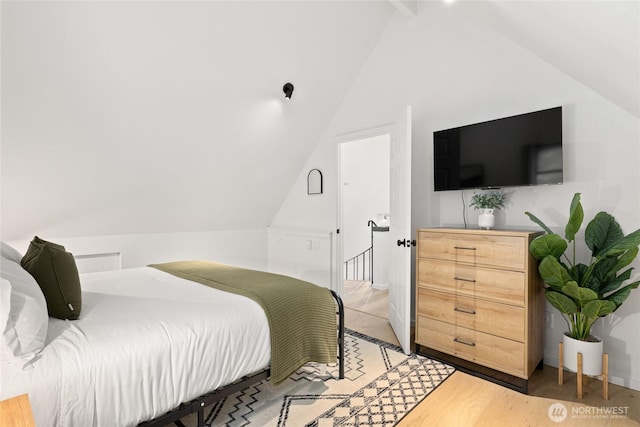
334, 125, 391, 297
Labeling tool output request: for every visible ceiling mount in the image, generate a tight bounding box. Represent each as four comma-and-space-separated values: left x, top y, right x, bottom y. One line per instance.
283, 82, 294, 99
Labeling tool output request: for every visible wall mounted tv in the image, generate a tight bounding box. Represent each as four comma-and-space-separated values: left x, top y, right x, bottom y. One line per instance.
433, 106, 563, 191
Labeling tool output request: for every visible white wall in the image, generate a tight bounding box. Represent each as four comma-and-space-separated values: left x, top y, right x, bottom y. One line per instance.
266, 227, 333, 288
7, 229, 268, 272
272, 3, 640, 390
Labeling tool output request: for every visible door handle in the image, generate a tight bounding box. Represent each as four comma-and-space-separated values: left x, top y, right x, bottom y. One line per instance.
397, 239, 416, 248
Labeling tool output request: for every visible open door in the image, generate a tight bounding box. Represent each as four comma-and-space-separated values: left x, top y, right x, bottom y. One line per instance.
388, 106, 412, 355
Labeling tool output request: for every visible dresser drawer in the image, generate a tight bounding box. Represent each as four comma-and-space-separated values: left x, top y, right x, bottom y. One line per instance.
417, 259, 525, 306
417, 288, 524, 342
417, 317, 525, 377
418, 231, 526, 270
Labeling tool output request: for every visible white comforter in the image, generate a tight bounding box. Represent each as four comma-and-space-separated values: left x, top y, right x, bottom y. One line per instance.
0, 267, 271, 426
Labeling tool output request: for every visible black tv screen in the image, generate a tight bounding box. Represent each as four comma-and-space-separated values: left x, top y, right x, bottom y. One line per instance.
433, 106, 563, 191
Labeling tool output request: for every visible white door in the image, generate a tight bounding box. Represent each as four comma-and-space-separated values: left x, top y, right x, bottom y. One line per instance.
388, 106, 412, 355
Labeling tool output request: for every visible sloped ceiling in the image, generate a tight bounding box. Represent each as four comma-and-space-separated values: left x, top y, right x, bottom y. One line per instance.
0, 1, 394, 239
455, 0, 639, 118
2, 1, 638, 241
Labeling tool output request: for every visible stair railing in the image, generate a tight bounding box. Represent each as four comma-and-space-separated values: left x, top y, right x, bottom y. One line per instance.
343, 220, 377, 282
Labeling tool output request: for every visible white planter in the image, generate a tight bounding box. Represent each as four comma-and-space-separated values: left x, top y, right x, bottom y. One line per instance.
563, 333, 603, 376
478, 209, 495, 229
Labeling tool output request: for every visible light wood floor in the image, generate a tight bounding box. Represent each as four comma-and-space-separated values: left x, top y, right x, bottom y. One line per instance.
398, 371, 639, 427
342, 280, 389, 319
342, 280, 640, 426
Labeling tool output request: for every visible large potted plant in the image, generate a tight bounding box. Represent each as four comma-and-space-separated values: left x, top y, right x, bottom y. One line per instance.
469, 190, 506, 229
526, 193, 640, 375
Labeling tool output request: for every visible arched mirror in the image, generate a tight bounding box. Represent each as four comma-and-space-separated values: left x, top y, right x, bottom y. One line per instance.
307, 169, 323, 195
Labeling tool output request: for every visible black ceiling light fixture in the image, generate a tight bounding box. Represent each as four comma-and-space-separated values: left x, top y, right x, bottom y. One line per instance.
283, 82, 294, 99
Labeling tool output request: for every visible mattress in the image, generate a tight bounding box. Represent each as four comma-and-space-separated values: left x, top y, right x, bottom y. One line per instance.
0, 267, 271, 426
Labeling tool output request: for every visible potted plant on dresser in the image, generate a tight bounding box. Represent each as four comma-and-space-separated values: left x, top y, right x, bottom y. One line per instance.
526, 193, 640, 377
469, 190, 506, 229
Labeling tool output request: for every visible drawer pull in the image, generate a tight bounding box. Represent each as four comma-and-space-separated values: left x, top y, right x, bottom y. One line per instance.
454, 276, 476, 283
454, 246, 476, 251
454, 307, 476, 315
454, 337, 476, 347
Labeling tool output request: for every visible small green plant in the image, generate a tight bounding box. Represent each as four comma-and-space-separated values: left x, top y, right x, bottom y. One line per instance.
526, 193, 640, 341
469, 191, 506, 210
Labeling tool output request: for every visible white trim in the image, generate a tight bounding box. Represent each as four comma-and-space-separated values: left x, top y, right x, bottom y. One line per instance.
335, 125, 391, 144
266, 227, 332, 238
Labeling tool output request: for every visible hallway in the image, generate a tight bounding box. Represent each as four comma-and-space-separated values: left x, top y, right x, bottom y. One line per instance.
341, 280, 399, 346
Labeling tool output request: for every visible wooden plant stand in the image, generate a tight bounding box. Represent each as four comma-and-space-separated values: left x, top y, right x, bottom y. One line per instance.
558, 342, 609, 399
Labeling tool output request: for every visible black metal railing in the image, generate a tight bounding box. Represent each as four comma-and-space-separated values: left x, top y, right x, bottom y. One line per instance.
344, 246, 372, 281
344, 220, 379, 282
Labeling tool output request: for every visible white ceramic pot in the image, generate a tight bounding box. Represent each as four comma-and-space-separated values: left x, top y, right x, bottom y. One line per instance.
563, 333, 603, 376
478, 208, 495, 229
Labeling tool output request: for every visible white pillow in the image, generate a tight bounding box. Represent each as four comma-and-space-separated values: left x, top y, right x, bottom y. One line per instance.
1, 241, 23, 264
1, 279, 21, 361
0, 257, 48, 369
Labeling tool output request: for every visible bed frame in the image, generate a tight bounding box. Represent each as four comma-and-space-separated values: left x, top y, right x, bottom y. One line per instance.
139, 290, 345, 427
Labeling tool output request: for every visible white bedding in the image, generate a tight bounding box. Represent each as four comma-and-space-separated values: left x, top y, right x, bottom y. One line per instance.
0, 267, 271, 426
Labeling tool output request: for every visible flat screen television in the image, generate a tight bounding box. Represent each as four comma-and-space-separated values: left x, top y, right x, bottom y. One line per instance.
433, 106, 563, 191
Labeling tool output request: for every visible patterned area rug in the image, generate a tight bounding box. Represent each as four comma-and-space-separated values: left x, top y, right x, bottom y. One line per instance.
182, 329, 455, 426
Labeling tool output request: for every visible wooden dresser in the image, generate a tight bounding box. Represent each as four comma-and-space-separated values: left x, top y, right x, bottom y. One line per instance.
415, 228, 544, 393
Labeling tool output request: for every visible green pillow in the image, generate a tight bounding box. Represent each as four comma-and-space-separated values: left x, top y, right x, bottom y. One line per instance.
20, 236, 82, 320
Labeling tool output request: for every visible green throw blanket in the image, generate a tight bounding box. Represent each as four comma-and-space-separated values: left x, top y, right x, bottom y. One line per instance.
149, 260, 338, 385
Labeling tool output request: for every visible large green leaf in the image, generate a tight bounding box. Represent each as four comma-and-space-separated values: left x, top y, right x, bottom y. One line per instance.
561, 281, 597, 308
570, 263, 589, 284
565, 193, 583, 242
613, 247, 639, 273
600, 229, 640, 258
606, 281, 640, 309
589, 256, 621, 291
545, 291, 577, 315
529, 234, 567, 260
598, 267, 632, 295
586, 212, 623, 257
525, 211, 554, 235
582, 299, 616, 318
539, 255, 572, 290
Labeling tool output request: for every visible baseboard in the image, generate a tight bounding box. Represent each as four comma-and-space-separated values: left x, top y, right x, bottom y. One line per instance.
371, 282, 389, 290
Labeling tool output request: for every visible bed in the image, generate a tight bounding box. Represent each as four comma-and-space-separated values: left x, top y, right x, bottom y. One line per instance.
0, 240, 344, 427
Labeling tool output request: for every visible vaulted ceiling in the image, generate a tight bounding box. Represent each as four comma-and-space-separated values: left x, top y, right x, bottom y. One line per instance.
1, 1, 637, 240
1, 1, 394, 238
456, 0, 638, 118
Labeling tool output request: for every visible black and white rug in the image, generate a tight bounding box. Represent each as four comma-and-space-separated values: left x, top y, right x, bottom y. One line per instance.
182, 329, 454, 426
